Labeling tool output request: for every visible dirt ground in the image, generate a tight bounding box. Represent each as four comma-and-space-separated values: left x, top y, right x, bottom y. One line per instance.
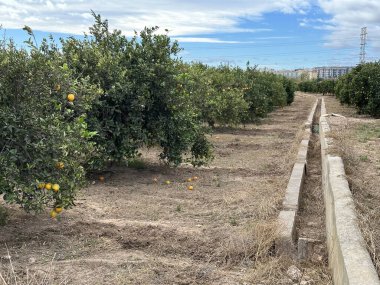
0, 93, 331, 285
323, 95, 380, 276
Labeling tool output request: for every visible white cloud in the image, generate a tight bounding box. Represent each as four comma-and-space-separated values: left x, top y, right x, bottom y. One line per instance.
254, 36, 295, 40
0, 0, 310, 36
313, 0, 380, 52
173, 37, 243, 44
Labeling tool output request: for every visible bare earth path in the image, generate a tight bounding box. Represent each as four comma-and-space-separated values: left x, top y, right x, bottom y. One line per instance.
0, 93, 331, 284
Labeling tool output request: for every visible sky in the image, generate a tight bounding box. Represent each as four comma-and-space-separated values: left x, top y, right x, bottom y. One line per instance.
0, 0, 379, 70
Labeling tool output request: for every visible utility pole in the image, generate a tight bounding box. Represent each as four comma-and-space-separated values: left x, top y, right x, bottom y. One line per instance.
360, 27, 367, 64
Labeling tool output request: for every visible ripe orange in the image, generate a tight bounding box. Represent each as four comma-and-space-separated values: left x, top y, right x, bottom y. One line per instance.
37, 182, 45, 189
55, 162, 64, 169
188, 185, 193, 191
165, 180, 171, 185
67, 93, 75, 102
50, 210, 57, 218
99, 176, 105, 182
54, 207, 63, 213
45, 183, 52, 190
187, 178, 192, 182
52, 184, 60, 192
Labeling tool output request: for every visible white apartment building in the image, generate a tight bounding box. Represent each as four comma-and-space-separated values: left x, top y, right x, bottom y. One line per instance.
274, 66, 353, 80
315, 66, 353, 79
274, 68, 318, 80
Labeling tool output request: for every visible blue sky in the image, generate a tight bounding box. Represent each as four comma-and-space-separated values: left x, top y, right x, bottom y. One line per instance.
1, 0, 379, 70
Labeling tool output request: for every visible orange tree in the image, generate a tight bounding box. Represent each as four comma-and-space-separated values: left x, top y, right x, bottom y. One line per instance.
0, 36, 100, 213
179, 63, 249, 127
349, 62, 380, 117
62, 13, 212, 166
335, 73, 355, 105
244, 68, 288, 121
298, 79, 335, 95
318, 79, 336, 95
335, 63, 380, 117
180, 64, 293, 127
282, 76, 296, 105
298, 79, 318, 93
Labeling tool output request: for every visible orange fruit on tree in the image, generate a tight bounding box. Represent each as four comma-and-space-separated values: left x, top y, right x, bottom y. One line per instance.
165, 180, 171, 185
45, 183, 52, 190
50, 210, 57, 219
37, 182, 45, 189
192, 176, 198, 181
54, 207, 63, 213
188, 185, 194, 191
67, 93, 75, 102
55, 162, 64, 169
52, 184, 60, 192
187, 178, 192, 182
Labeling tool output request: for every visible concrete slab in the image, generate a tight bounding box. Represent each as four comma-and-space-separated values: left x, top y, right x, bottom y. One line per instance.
296, 139, 310, 164
320, 98, 380, 285
297, 237, 322, 261
277, 210, 297, 255
282, 163, 306, 211
276, 98, 319, 255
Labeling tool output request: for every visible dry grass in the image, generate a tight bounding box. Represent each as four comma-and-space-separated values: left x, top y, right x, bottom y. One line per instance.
219, 220, 278, 266
247, 254, 332, 285
0, 249, 68, 285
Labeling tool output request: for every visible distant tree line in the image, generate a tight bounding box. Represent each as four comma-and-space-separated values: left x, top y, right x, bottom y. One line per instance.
297, 79, 336, 95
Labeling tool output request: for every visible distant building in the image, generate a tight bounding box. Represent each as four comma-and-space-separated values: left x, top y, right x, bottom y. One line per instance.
307, 69, 318, 80
273, 69, 302, 79
273, 68, 317, 80
315, 66, 353, 79
273, 66, 353, 80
